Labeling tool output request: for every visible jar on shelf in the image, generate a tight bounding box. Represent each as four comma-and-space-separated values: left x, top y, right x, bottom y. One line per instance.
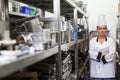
42, 18, 57, 32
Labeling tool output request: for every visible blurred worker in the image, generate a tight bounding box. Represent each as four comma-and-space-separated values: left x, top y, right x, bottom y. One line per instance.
89, 14, 116, 80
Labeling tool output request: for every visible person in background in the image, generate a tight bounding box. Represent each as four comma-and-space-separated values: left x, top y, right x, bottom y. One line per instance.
89, 14, 116, 80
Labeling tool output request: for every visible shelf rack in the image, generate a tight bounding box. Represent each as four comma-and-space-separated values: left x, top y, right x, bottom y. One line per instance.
9, 11, 30, 17
66, 38, 85, 47
0, 0, 89, 80
11, 0, 84, 18
0, 39, 86, 79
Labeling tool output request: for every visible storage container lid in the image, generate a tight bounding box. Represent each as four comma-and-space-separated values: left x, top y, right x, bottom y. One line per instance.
42, 18, 55, 22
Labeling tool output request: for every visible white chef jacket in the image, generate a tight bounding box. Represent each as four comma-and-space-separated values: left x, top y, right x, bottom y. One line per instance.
89, 36, 116, 78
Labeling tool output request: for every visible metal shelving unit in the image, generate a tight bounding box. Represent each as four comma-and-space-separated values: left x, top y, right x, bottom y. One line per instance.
0, 0, 89, 80
0, 46, 58, 78
11, 0, 84, 18
0, 39, 86, 79
66, 39, 85, 47
9, 11, 30, 17
65, 0, 84, 14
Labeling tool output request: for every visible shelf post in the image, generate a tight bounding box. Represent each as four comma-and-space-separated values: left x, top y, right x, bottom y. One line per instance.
0, 0, 10, 35
84, 16, 89, 53
53, 0, 62, 80
73, 8, 79, 80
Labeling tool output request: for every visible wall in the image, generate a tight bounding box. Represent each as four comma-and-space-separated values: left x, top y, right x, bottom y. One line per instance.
76, 0, 119, 38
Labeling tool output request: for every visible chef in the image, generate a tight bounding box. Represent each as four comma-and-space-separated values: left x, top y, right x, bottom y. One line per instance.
89, 14, 116, 80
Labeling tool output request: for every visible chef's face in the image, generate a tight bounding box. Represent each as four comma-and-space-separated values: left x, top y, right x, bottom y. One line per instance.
97, 25, 107, 36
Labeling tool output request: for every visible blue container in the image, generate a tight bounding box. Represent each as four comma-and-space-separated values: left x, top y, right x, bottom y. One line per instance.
21, 6, 30, 15
71, 28, 78, 41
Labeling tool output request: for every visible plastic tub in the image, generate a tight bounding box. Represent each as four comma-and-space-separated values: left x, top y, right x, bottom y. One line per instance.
21, 6, 30, 15
30, 8, 36, 16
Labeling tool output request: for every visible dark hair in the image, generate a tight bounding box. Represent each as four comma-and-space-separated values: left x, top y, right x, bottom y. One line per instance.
97, 25, 107, 30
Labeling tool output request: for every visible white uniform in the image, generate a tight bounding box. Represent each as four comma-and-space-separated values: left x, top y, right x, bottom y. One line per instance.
89, 37, 116, 78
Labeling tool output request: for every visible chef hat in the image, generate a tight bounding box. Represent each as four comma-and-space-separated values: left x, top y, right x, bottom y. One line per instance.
97, 14, 106, 26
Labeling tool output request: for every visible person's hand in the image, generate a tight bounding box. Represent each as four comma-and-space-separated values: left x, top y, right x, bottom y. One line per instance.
102, 51, 109, 56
